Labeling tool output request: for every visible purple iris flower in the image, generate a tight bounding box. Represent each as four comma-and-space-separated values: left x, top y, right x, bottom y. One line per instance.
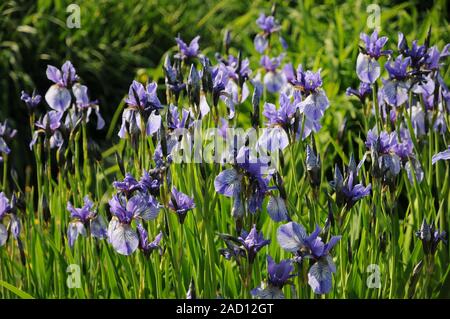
108, 193, 160, 255
238, 224, 270, 263
284, 64, 323, 96
263, 93, 296, 126
346, 82, 372, 103
0, 120, 17, 158
416, 219, 446, 255
425, 44, 450, 70
72, 84, 105, 130
119, 81, 163, 138
45, 61, 78, 112
356, 31, 391, 84
0, 193, 21, 246
256, 13, 280, 34
283, 64, 328, 139
341, 171, 372, 208
217, 63, 250, 119
0, 192, 13, 246
360, 31, 391, 59
21, 90, 42, 110
258, 93, 295, 152
365, 128, 397, 154
382, 56, 411, 107
168, 187, 195, 224
432, 146, 450, 165
261, 55, 286, 93
139, 169, 162, 195
251, 256, 294, 299
398, 33, 428, 69
225, 55, 252, 81
113, 173, 142, 195
175, 36, 200, 60
167, 105, 191, 130
163, 55, 186, 97
385, 55, 411, 81
261, 55, 282, 72
30, 111, 64, 149
214, 146, 274, 216
254, 13, 282, 53
277, 222, 341, 294
46, 61, 78, 87
137, 223, 163, 256
67, 196, 107, 248
392, 129, 413, 161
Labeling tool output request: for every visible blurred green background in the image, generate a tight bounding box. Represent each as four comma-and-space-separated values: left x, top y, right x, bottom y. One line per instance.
1, 0, 449, 180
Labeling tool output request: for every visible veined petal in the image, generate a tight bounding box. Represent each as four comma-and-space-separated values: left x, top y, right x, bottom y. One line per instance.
146, 112, 162, 135
254, 34, 268, 53
110, 223, 139, 256
267, 196, 289, 222
382, 80, 409, 107
45, 85, 71, 112
264, 72, 286, 93
308, 258, 333, 294
68, 221, 86, 248
356, 53, 380, 84
277, 221, 307, 252
214, 169, 241, 197
90, 215, 108, 239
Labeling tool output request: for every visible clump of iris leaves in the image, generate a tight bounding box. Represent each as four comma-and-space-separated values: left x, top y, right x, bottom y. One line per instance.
1, 7, 449, 299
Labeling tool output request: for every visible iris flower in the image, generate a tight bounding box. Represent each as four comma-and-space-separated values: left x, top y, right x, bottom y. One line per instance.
30, 111, 64, 149
254, 13, 284, 53
0, 192, 21, 247
108, 193, 161, 255
0, 120, 17, 160
382, 56, 411, 107
356, 31, 391, 83
137, 224, 163, 256
260, 55, 286, 93
72, 83, 105, 130
175, 36, 201, 60
277, 222, 341, 294
168, 187, 196, 224
416, 219, 446, 255
45, 61, 78, 112
119, 81, 163, 138
67, 196, 107, 248
21, 90, 42, 110
220, 224, 270, 264
251, 256, 294, 299
214, 146, 274, 217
